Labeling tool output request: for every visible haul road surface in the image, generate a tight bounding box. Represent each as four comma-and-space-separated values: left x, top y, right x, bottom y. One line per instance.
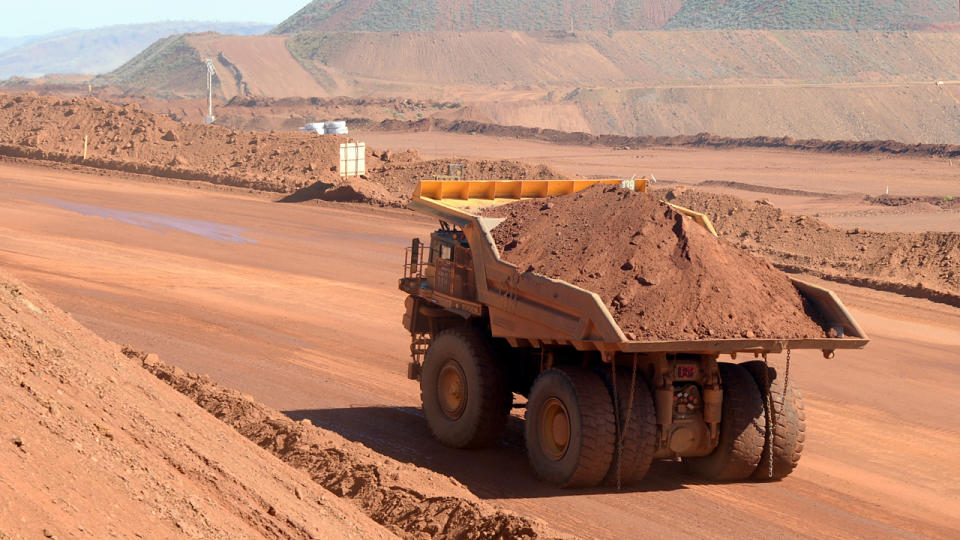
1, 159, 958, 539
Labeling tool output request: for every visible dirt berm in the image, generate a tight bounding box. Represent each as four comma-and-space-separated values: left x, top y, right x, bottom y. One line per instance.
0, 270, 391, 539
660, 188, 960, 307
0, 93, 564, 206
484, 184, 825, 340
0, 269, 549, 539
125, 349, 547, 540
363, 118, 960, 160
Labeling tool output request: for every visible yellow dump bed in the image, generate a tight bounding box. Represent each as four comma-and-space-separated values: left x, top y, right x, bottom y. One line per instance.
407, 179, 868, 355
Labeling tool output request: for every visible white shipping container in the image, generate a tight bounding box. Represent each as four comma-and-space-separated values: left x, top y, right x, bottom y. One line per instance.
325, 121, 348, 134
299, 122, 325, 134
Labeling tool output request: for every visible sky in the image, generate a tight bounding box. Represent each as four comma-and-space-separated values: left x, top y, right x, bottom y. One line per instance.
0, 0, 311, 37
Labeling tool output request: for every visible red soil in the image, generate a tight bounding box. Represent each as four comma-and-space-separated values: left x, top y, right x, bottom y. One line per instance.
485, 184, 825, 340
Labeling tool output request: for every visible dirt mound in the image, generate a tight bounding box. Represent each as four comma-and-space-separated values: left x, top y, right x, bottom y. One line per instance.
0, 271, 391, 539
0, 93, 565, 206
483, 184, 825, 340
661, 188, 960, 304
123, 350, 546, 539
367, 117, 960, 159
0, 92, 347, 191
867, 194, 960, 210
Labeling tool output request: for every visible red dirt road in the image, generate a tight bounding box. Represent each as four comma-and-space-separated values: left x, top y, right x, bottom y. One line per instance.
2, 159, 959, 538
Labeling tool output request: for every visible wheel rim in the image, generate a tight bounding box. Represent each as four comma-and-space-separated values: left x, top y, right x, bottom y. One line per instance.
539, 397, 571, 461
437, 359, 468, 420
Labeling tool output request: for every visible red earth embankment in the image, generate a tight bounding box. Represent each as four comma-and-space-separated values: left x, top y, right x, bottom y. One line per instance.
359, 117, 960, 160
0, 93, 566, 205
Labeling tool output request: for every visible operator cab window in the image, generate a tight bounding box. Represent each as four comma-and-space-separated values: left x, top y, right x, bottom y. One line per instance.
440, 244, 454, 261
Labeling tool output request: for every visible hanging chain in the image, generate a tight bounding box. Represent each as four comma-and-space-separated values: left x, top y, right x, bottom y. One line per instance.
610, 356, 621, 489
610, 354, 639, 490
782, 348, 792, 419
763, 353, 774, 480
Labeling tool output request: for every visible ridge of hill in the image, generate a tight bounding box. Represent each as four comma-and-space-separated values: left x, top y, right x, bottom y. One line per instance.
272, 0, 684, 33
0, 29, 78, 55
271, 0, 957, 33
0, 21, 270, 80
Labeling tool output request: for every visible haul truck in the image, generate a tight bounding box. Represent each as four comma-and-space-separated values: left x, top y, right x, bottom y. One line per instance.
399, 179, 868, 487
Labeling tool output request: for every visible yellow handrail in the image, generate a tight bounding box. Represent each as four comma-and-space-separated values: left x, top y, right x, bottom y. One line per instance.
415, 178, 647, 201
412, 178, 717, 237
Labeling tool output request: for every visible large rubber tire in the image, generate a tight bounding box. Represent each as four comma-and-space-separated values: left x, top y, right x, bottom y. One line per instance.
685, 362, 766, 481
598, 367, 657, 487
525, 367, 616, 488
420, 327, 511, 449
741, 360, 806, 481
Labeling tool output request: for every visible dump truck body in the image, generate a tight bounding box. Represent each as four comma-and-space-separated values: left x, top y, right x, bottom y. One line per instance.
399, 179, 868, 486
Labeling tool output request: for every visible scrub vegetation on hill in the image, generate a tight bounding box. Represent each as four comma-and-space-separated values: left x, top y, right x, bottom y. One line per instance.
667, 0, 958, 30
271, 0, 957, 33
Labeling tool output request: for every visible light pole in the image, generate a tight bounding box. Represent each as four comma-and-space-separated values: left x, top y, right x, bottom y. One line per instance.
204, 58, 216, 124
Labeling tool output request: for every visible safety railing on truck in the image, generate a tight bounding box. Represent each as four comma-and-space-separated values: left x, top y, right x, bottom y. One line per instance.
403, 238, 428, 279
412, 178, 718, 236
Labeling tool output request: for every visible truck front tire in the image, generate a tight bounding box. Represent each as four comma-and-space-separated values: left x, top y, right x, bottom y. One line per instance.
420, 327, 511, 448
525, 367, 616, 488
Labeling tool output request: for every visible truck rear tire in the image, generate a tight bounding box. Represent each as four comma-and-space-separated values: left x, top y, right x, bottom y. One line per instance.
741, 360, 806, 481
598, 368, 657, 487
420, 327, 511, 449
684, 362, 766, 481
525, 367, 615, 488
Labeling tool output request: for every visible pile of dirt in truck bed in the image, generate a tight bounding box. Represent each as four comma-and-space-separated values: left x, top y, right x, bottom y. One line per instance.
484, 184, 826, 341
660, 188, 960, 305
0, 92, 565, 206
0, 269, 391, 539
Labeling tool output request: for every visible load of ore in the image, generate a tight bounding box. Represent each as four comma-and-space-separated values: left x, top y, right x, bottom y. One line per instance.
483, 184, 826, 341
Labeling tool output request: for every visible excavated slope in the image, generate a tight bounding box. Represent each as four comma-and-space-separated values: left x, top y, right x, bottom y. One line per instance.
484, 184, 826, 340
0, 270, 392, 539
96, 30, 960, 143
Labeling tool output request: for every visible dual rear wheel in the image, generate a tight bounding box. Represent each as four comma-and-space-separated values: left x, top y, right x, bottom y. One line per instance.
420, 331, 802, 487
683, 361, 805, 482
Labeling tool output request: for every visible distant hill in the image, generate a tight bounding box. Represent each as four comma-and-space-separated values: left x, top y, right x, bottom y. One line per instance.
271, 0, 958, 33
0, 21, 271, 79
0, 30, 78, 55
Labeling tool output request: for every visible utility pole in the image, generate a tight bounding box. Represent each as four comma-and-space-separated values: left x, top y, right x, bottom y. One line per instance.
204, 58, 216, 124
